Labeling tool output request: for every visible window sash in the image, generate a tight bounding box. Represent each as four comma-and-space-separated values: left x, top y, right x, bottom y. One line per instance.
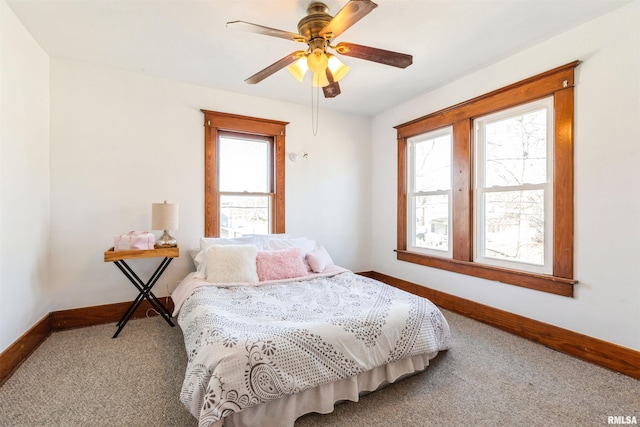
407, 127, 453, 257
218, 132, 273, 193
217, 132, 275, 236
474, 97, 554, 274
219, 194, 273, 237
407, 192, 452, 256
475, 185, 551, 273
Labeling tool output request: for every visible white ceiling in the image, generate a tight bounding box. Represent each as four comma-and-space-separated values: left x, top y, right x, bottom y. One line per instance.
6, 0, 633, 116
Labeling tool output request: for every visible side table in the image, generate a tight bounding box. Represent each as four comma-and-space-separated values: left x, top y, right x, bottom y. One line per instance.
104, 246, 179, 338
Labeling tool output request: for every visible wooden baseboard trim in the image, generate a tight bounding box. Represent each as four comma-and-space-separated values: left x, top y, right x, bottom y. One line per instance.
0, 297, 176, 386
365, 271, 640, 380
0, 314, 51, 387
51, 298, 175, 331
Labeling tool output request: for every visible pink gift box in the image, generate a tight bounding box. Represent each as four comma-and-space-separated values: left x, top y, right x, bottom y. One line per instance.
114, 231, 155, 251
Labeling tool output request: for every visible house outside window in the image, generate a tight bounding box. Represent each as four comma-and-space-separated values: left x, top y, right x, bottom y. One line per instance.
395, 62, 579, 297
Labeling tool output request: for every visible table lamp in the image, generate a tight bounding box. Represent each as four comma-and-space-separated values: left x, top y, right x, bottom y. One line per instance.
152, 201, 179, 247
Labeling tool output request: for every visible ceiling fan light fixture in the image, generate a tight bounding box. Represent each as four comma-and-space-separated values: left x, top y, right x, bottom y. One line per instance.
230, 0, 413, 98
307, 48, 328, 73
327, 54, 350, 82
312, 71, 330, 87
287, 56, 309, 82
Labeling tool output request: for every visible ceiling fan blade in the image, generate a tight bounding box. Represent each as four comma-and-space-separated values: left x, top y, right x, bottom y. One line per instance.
320, 0, 378, 39
334, 42, 413, 68
227, 21, 307, 43
323, 69, 341, 98
245, 51, 305, 84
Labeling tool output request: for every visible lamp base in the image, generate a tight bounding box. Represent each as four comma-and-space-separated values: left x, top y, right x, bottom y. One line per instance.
155, 230, 177, 248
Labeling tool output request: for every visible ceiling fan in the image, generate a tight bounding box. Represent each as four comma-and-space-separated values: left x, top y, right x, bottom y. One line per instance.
227, 0, 413, 98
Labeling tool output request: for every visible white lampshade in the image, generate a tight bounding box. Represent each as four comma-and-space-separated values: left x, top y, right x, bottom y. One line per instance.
327, 54, 350, 82
152, 202, 179, 231
312, 71, 330, 88
287, 56, 309, 82
307, 48, 328, 73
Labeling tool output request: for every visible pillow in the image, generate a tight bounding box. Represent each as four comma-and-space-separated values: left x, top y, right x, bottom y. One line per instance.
193, 254, 207, 278
256, 248, 308, 281
199, 236, 260, 251
243, 233, 290, 249
306, 246, 334, 273
194, 236, 260, 277
265, 237, 315, 253
205, 244, 259, 283
189, 248, 202, 271
265, 237, 316, 269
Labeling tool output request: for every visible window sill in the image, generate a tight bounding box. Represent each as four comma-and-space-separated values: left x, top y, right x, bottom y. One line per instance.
395, 250, 576, 297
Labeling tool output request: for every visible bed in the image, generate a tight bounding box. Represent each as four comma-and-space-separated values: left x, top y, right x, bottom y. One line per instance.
172, 236, 451, 427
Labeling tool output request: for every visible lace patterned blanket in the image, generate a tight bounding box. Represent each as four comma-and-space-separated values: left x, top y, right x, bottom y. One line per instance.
177, 271, 451, 427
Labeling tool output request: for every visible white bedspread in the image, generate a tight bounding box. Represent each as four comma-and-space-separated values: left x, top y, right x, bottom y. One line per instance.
176, 270, 451, 427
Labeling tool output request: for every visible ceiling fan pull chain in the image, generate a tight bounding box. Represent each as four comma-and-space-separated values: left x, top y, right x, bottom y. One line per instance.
312, 74, 320, 136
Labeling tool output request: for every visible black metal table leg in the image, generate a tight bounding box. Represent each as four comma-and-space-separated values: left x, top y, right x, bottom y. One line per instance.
112, 257, 175, 338
119, 258, 174, 318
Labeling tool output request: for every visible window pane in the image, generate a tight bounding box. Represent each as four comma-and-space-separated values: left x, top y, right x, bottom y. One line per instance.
413, 194, 449, 251
484, 108, 547, 187
481, 190, 544, 265
219, 136, 269, 192
220, 195, 270, 237
413, 133, 451, 192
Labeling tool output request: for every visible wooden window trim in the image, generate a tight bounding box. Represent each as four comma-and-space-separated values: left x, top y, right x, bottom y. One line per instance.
395, 61, 580, 297
203, 110, 288, 237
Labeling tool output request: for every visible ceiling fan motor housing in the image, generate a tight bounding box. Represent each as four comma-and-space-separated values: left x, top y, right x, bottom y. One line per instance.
298, 2, 333, 48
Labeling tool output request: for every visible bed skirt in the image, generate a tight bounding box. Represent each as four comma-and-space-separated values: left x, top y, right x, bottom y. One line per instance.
207, 351, 440, 427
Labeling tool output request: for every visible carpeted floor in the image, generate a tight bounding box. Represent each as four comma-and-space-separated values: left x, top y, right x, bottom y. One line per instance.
0, 309, 638, 427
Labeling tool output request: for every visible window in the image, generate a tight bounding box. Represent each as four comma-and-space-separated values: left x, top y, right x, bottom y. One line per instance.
407, 127, 453, 257
474, 97, 554, 274
395, 62, 579, 296
203, 110, 287, 237
218, 132, 273, 237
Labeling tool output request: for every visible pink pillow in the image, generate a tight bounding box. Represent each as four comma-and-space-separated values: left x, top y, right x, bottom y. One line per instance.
256, 248, 308, 281
306, 246, 334, 273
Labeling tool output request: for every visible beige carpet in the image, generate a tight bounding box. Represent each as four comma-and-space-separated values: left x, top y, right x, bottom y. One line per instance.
0, 310, 638, 427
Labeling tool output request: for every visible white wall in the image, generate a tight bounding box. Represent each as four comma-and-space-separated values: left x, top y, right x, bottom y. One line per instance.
371, 1, 640, 351
49, 58, 372, 310
0, 0, 51, 353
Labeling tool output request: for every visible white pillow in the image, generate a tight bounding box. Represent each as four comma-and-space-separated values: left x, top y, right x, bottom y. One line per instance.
189, 249, 201, 269
199, 236, 260, 251
265, 237, 316, 255
243, 233, 290, 249
205, 244, 259, 283
194, 236, 260, 277
306, 246, 334, 273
